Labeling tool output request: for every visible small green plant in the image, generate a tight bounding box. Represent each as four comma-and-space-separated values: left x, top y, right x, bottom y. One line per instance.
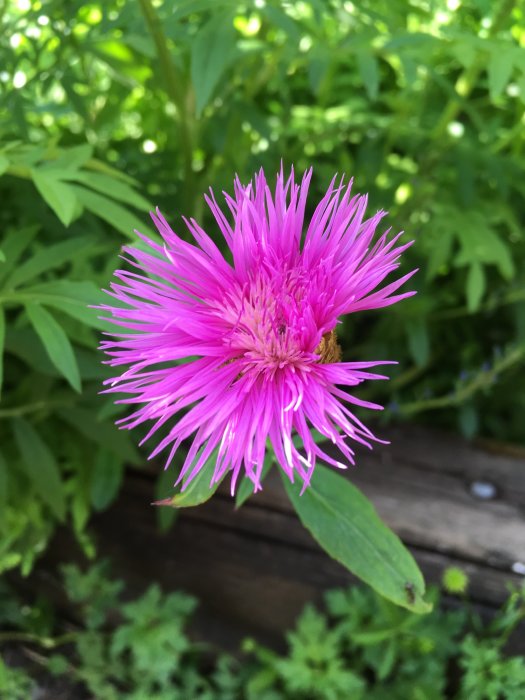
1, 563, 524, 699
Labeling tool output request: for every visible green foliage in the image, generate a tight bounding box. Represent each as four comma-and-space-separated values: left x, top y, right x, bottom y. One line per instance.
1, 0, 524, 579
283, 464, 430, 613
0, 658, 34, 700
1, 563, 524, 699
0, 140, 143, 575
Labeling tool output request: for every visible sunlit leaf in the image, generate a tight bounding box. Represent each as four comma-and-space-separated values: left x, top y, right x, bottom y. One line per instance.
31, 170, 79, 227
72, 185, 146, 238
47, 144, 93, 171
66, 171, 152, 211
191, 13, 237, 116
488, 49, 514, 101
357, 50, 380, 100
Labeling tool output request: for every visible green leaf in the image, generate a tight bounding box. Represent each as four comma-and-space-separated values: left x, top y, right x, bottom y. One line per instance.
191, 14, 237, 116
72, 185, 145, 238
0, 248, 5, 263
66, 171, 153, 211
85, 157, 137, 184
31, 170, 79, 226
407, 319, 430, 367
12, 418, 66, 521
488, 49, 513, 100
18, 280, 109, 330
0, 225, 40, 283
6, 236, 94, 288
45, 144, 93, 171
0, 449, 8, 520
235, 456, 273, 508
90, 448, 124, 511
466, 262, 485, 313
0, 154, 9, 176
282, 465, 431, 613
26, 302, 81, 392
155, 465, 180, 532
57, 407, 140, 464
426, 230, 453, 280
155, 448, 222, 508
0, 307, 4, 398
357, 50, 380, 100
455, 218, 514, 279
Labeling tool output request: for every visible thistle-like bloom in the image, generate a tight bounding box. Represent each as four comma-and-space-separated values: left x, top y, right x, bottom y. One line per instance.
100, 168, 415, 494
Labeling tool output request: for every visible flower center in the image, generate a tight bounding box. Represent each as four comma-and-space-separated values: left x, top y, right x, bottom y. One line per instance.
218, 266, 340, 373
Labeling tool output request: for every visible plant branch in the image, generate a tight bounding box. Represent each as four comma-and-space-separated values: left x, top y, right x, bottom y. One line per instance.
137, 0, 196, 213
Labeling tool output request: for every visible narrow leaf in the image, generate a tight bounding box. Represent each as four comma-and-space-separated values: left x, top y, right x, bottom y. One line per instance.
282, 465, 431, 613
488, 49, 513, 100
57, 407, 140, 464
407, 319, 430, 367
191, 14, 237, 116
46, 144, 93, 171
154, 449, 222, 508
72, 185, 145, 238
66, 171, 153, 211
7, 236, 94, 288
357, 50, 380, 100
12, 418, 66, 521
155, 464, 181, 531
32, 170, 78, 226
90, 448, 124, 511
0, 449, 8, 519
466, 262, 485, 313
26, 302, 81, 392
0, 154, 8, 176
0, 307, 4, 398
19, 280, 109, 329
0, 225, 40, 283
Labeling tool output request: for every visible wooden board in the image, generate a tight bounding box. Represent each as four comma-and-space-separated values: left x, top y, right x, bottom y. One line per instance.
30, 423, 525, 651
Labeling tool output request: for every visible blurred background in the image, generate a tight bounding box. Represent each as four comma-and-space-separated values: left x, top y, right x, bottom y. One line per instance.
0, 0, 524, 696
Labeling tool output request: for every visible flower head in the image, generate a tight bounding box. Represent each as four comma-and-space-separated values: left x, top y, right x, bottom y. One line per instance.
100, 167, 415, 494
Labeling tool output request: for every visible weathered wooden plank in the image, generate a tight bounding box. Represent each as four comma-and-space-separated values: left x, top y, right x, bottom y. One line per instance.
22, 423, 525, 653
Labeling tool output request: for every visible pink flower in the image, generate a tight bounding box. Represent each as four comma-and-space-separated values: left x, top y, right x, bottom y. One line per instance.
100, 167, 415, 494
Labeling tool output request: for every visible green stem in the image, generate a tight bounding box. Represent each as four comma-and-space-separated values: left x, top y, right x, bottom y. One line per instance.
0, 399, 73, 418
138, 0, 196, 214
430, 287, 525, 321
0, 630, 78, 648
398, 344, 524, 416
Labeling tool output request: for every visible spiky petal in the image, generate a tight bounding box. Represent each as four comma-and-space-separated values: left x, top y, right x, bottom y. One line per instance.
100, 167, 416, 494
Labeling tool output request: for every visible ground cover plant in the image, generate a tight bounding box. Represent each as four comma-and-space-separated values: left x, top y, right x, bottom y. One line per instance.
1, 563, 524, 699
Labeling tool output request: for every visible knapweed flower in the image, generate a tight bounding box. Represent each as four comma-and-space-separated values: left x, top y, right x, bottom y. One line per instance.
100, 167, 415, 494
